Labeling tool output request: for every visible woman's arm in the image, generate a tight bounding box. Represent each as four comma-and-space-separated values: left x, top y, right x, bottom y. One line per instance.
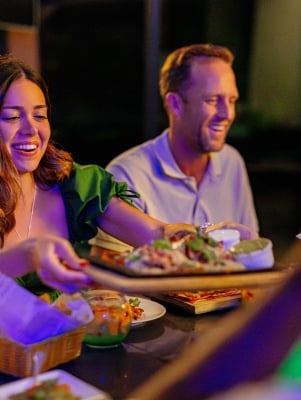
97, 197, 257, 247
97, 197, 195, 247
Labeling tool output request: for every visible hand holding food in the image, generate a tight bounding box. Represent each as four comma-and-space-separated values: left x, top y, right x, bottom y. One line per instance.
0, 235, 93, 293
204, 221, 258, 240
31, 236, 93, 293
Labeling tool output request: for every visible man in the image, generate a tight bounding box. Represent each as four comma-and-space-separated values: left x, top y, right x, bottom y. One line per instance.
106, 43, 259, 232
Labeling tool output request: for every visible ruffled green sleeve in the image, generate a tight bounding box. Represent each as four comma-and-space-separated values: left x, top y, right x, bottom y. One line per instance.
15, 273, 60, 302
16, 163, 139, 300
60, 162, 140, 244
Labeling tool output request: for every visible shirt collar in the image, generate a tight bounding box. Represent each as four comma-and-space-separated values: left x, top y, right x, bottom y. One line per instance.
154, 130, 222, 179
209, 152, 222, 177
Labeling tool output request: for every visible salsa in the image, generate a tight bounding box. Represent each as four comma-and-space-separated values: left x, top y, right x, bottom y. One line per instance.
230, 238, 270, 255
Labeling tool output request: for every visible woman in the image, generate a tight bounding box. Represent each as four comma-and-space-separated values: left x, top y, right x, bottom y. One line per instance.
0, 54, 256, 299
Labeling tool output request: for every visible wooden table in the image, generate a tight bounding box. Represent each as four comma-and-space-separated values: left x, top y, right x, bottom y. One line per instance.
0, 246, 298, 400
0, 297, 256, 400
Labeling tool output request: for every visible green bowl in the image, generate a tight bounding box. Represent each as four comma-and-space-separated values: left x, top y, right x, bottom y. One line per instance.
83, 331, 129, 348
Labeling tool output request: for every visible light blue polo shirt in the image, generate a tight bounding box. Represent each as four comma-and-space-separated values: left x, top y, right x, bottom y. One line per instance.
106, 130, 259, 232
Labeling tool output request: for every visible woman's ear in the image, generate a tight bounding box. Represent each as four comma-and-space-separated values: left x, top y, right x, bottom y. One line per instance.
165, 92, 183, 116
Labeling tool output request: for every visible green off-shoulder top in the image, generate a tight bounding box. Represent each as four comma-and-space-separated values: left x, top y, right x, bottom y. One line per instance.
16, 162, 139, 301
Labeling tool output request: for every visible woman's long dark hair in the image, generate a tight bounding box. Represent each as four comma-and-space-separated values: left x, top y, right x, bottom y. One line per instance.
0, 54, 74, 247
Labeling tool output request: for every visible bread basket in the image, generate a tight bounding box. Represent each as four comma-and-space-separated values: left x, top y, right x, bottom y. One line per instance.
0, 326, 86, 377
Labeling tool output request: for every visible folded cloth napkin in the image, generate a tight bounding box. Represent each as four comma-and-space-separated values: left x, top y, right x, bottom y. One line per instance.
0, 273, 93, 345
296, 233, 301, 240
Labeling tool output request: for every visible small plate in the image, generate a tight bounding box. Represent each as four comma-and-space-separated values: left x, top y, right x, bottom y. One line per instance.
0, 369, 111, 400
126, 296, 166, 328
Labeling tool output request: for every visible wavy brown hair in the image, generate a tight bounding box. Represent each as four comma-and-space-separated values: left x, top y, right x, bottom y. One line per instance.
0, 54, 73, 247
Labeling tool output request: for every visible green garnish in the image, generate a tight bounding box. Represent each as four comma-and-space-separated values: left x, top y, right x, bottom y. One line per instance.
195, 230, 218, 246
127, 253, 141, 261
128, 297, 141, 307
206, 236, 219, 247
200, 247, 217, 261
152, 239, 172, 250
186, 237, 205, 251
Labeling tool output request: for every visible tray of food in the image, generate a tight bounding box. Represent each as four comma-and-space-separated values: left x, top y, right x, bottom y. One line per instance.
77, 232, 294, 293
79, 232, 275, 277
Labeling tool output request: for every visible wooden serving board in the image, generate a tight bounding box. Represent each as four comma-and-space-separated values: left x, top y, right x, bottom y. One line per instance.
150, 292, 242, 314
84, 262, 294, 294
78, 244, 296, 294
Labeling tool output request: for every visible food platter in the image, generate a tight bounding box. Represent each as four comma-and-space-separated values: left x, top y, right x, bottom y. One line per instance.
77, 242, 273, 278
0, 369, 111, 400
86, 248, 247, 276
77, 244, 294, 294
125, 296, 166, 327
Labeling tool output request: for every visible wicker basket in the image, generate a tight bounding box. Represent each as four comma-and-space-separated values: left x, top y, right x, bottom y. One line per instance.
0, 326, 86, 377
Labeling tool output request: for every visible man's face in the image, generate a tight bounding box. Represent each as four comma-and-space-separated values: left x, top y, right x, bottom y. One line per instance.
174, 57, 239, 154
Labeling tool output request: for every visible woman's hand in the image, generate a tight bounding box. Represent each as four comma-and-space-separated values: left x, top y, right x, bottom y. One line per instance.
31, 235, 93, 293
0, 235, 93, 293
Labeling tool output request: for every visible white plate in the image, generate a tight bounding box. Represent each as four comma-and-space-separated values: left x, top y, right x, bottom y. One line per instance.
0, 369, 111, 400
126, 296, 166, 328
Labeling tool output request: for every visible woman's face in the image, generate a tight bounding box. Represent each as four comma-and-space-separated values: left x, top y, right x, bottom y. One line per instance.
0, 77, 50, 173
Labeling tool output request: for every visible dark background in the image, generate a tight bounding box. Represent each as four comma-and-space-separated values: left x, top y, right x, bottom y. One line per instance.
39, 0, 255, 166
1, 0, 301, 260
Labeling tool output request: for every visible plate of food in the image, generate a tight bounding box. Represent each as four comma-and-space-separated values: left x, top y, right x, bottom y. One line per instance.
0, 369, 111, 400
76, 233, 289, 294
126, 296, 166, 328
80, 232, 274, 277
